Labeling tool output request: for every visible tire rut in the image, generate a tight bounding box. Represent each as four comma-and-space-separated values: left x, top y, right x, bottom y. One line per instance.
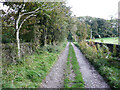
71, 42, 110, 88
40, 42, 69, 88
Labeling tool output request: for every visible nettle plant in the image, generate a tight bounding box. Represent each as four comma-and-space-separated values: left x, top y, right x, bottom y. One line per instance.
96, 44, 112, 59
79, 41, 98, 60
79, 41, 113, 62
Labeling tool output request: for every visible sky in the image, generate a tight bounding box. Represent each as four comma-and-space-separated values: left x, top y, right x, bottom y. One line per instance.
0, 3, 8, 12
66, 0, 120, 20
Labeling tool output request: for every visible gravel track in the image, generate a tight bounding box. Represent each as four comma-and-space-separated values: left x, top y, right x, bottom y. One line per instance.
40, 42, 69, 88
40, 42, 110, 88
71, 42, 110, 88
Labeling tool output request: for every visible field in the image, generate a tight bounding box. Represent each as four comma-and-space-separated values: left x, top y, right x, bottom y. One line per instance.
87, 37, 119, 44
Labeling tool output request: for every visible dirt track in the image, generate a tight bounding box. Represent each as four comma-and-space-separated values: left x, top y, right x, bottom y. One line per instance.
71, 42, 110, 88
40, 42, 110, 88
40, 42, 69, 88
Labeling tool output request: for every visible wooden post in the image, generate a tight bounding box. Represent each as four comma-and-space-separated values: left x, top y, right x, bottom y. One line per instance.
118, 1, 120, 45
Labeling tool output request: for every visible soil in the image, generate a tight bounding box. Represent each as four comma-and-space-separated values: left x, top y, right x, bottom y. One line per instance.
71, 42, 110, 88
40, 42, 69, 88
40, 42, 110, 88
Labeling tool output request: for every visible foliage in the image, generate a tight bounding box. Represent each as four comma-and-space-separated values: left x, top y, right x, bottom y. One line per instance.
2, 41, 67, 88
67, 31, 73, 42
2, 2, 71, 59
113, 44, 117, 57
2, 2, 71, 45
76, 22, 90, 41
64, 43, 84, 88
2, 53, 57, 88
74, 42, 120, 88
78, 16, 118, 39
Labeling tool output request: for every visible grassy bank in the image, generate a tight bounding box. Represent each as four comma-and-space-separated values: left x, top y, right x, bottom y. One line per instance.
64, 43, 84, 88
86, 37, 118, 44
74, 42, 120, 88
2, 42, 67, 88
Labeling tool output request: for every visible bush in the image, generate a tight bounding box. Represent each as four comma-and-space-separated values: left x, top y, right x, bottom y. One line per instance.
74, 41, 120, 88
2, 41, 67, 88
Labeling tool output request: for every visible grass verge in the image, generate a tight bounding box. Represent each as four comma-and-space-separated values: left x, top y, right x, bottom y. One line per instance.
64, 43, 84, 88
2, 42, 67, 88
74, 41, 120, 88
86, 37, 118, 45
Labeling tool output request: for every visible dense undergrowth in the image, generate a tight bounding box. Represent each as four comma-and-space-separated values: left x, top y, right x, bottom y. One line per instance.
74, 41, 120, 88
64, 43, 84, 88
2, 42, 67, 88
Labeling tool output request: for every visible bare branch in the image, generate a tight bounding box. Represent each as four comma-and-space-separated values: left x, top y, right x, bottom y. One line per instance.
21, 7, 40, 16
21, 4, 26, 12
18, 14, 36, 31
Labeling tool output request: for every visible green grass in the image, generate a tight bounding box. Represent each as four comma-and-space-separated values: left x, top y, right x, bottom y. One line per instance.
64, 43, 84, 88
74, 42, 120, 88
0, 58, 1, 89
2, 42, 67, 88
87, 37, 119, 44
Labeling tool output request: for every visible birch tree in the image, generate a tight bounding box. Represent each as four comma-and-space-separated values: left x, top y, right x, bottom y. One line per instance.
3, 2, 47, 59
3, 2, 71, 59
16, 5, 40, 59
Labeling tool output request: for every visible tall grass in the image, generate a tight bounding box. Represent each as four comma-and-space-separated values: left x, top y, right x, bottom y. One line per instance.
2, 42, 67, 88
74, 41, 120, 88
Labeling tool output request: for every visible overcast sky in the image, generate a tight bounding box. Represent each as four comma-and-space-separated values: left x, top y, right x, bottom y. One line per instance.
66, 0, 120, 20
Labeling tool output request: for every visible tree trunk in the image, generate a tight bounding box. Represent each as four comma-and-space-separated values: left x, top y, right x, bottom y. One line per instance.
16, 15, 21, 59
16, 29, 21, 59
90, 29, 92, 39
44, 28, 47, 46
44, 34, 47, 46
53, 40, 56, 46
15, 6, 40, 59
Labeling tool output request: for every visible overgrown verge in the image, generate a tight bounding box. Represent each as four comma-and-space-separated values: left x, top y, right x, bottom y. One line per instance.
64, 43, 84, 88
2, 42, 67, 88
74, 41, 120, 88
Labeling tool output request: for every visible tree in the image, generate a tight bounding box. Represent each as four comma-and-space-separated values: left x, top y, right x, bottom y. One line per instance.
2, 2, 71, 60
78, 16, 118, 39
3, 2, 50, 59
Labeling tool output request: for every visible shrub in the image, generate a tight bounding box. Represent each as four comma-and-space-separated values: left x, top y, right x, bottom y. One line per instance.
74, 41, 120, 88
2, 41, 67, 88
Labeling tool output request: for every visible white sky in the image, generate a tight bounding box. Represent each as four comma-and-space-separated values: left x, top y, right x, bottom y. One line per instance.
66, 0, 120, 20
0, 3, 8, 12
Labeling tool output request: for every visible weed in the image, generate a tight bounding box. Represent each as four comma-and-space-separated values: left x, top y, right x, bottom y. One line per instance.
64, 43, 84, 88
74, 42, 120, 88
2, 41, 67, 88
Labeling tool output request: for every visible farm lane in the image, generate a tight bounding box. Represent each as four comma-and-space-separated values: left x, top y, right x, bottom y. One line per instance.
71, 42, 110, 88
40, 42, 69, 88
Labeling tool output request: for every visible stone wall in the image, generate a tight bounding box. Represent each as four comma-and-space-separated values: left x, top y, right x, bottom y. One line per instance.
87, 41, 120, 57
2, 43, 35, 63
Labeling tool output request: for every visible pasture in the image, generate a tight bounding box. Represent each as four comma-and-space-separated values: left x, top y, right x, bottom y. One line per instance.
88, 37, 119, 44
